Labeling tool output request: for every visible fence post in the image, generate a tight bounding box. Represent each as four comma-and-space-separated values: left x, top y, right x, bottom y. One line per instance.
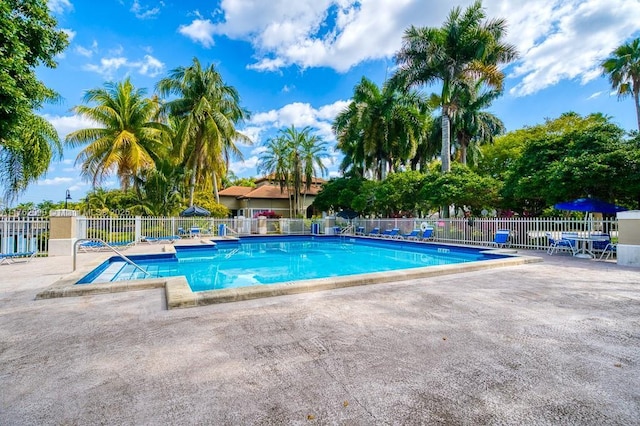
48, 209, 78, 256
135, 216, 142, 242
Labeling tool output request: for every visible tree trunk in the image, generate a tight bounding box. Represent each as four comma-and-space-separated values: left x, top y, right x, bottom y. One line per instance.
635, 90, 640, 131
441, 113, 451, 173
213, 173, 220, 204
188, 167, 196, 207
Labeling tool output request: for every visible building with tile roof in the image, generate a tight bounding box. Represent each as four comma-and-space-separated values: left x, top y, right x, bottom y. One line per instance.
218, 176, 326, 218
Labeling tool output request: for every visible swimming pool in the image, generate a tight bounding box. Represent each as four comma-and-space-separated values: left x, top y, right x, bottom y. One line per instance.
78, 236, 510, 291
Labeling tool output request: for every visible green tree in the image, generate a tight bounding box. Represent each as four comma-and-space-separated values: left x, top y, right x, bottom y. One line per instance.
0, 0, 68, 200
333, 77, 430, 180
393, 0, 517, 175
156, 58, 250, 206
1, 113, 62, 199
501, 113, 638, 214
258, 126, 329, 217
0, 0, 68, 138
602, 37, 640, 131
66, 78, 167, 190
421, 163, 500, 214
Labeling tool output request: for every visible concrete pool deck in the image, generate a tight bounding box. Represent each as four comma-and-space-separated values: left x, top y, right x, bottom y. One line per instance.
1, 245, 639, 424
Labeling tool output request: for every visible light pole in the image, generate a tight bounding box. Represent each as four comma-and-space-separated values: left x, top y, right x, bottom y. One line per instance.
65, 189, 71, 209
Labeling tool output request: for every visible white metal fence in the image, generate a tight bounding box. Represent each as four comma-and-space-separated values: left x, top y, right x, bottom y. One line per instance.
74, 215, 619, 252
0, 216, 49, 255
349, 217, 619, 250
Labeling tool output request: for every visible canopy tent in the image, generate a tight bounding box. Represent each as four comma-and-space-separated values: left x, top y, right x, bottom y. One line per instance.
554, 198, 627, 214
180, 205, 211, 217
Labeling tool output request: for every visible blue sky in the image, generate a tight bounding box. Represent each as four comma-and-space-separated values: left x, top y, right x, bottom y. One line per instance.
16, 0, 640, 206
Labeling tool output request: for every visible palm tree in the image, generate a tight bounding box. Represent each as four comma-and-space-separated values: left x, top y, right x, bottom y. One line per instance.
333, 77, 429, 180
450, 82, 505, 165
602, 37, 640, 131
393, 0, 517, 174
66, 78, 167, 190
258, 126, 329, 217
0, 112, 63, 200
156, 58, 250, 206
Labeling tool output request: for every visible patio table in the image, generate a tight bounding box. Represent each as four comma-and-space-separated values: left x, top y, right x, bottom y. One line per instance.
571, 235, 610, 259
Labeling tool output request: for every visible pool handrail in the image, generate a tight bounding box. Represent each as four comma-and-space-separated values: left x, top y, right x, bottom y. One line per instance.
73, 238, 151, 277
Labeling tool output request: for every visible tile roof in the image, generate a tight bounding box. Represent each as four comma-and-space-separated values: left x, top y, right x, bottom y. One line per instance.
218, 186, 254, 197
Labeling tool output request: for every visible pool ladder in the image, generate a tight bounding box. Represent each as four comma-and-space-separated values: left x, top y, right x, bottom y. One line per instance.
73, 238, 151, 277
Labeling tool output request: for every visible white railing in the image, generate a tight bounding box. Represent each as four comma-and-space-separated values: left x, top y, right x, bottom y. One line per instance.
73, 215, 619, 251
0, 216, 49, 255
349, 217, 619, 250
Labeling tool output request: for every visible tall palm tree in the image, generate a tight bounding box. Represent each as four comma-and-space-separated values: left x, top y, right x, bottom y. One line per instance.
393, 0, 517, 174
258, 126, 329, 217
602, 37, 640, 131
66, 77, 167, 190
0, 112, 63, 200
333, 77, 429, 180
156, 58, 250, 206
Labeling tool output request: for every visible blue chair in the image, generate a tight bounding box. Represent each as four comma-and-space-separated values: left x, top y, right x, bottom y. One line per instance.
382, 228, 400, 238
546, 233, 577, 255
355, 226, 365, 235
190, 227, 201, 238
0, 251, 37, 265
403, 229, 420, 240
420, 227, 434, 240
492, 229, 511, 248
368, 227, 380, 237
599, 242, 617, 260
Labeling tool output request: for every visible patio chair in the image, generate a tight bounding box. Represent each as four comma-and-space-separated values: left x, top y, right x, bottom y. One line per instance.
402, 229, 421, 240
368, 227, 380, 237
355, 226, 365, 235
546, 232, 577, 256
0, 250, 37, 265
492, 229, 511, 248
143, 235, 181, 244
190, 227, 201, 238
420, 227, 434, 241
599, 242, 617, 260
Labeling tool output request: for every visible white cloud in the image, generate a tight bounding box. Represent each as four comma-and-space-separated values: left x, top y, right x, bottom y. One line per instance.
586, 91, 603, 100
185, 0, 640, 97
39, 177, 75, 186
240, 126, 264, 144
229, 156, 260, 175
48, 0, 73, 14
178, 19, 216, 48
84, 54, 164, 78
130, 0, 162, 19
61, 28, 76, 42
42, 114, 98, 138
248, 99, 347, 149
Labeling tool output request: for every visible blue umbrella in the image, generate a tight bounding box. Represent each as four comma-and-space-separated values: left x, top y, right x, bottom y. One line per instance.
180, 205, 210, 217
554, 198, 627, 214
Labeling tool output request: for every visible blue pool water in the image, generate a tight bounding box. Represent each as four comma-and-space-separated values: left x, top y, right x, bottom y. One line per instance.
77, 236, 507, 291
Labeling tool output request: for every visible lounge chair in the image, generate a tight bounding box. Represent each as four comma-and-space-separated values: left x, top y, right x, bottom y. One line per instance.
546, 232, 577, 255
368, 227, 380, 237
0, 251, 37, 265
492, 229, 511, 248
190, 227, 201, 238
382, 228, 400, 238
142, 235, 181, 244
420, 227, 434, 241
402, 229, 421, 240
355, 226, 365, 235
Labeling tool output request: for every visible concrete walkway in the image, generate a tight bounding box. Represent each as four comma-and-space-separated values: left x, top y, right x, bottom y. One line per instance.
1, 248, 639, 425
